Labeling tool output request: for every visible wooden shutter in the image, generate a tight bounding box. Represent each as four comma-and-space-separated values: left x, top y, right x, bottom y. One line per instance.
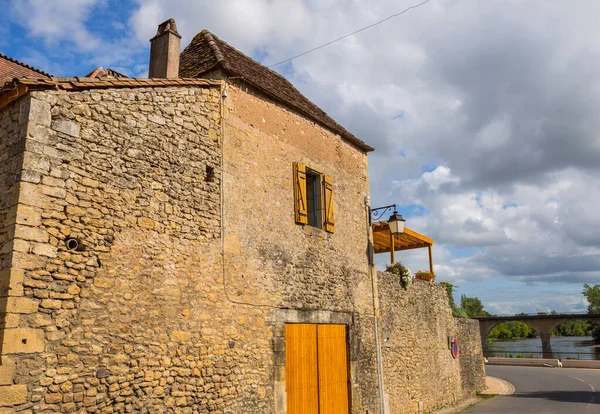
323, 175, 335, 233
317, 324, 349, 414
286, 324, 319, 414
294, 162, 308, 225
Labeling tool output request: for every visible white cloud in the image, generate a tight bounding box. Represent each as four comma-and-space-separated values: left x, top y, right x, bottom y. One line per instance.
10, 0, 102, 51
11, 0, 600, 312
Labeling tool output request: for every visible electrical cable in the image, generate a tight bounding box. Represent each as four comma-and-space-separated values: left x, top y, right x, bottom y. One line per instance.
267, 0, 431, 68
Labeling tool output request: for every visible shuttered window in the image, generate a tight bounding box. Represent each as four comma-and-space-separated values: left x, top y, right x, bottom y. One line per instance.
293, 162, 334, 233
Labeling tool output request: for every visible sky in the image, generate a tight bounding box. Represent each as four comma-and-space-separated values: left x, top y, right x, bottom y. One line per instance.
2, 0, 600, 315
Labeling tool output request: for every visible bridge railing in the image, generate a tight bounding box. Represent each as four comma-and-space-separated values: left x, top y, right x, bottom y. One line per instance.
483, 350, 600, 360
476, 312, 600, 318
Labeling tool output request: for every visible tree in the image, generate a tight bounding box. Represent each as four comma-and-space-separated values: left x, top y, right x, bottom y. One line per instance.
583, 284, 600, 313
583, 284, 600, 341
460, 295, 489, 318
440, 282, 469, 317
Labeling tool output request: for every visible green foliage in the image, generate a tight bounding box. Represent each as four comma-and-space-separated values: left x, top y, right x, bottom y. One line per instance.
452, 307, 469, 318
439, 282, 469, 318
583, 284, 600, 313
583, 284, 600, 341
385, 262, 413, 288
460, 295, 490, 318
553, 320, 593, 337
488, 318, 593, 341
439, 282, 455, 308
488, 322, 537, 340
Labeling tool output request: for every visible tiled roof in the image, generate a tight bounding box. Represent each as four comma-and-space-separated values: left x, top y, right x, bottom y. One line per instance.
0, 77, 221, 110
0, 53, 52, 86
180, 30, 374, 152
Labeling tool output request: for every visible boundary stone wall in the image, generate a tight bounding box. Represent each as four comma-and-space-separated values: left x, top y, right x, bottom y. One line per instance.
378, 271, 485, 413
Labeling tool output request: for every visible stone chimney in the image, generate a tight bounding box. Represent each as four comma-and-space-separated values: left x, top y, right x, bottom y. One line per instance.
149, 18, 181, 79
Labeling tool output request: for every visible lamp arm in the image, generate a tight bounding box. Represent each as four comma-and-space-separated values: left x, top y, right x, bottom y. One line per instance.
369, 204, 397, 224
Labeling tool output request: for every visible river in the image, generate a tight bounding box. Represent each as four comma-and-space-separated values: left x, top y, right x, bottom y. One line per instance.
485, 336, 600, 360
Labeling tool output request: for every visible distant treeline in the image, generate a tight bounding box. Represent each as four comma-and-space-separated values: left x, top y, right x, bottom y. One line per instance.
439, 282, 598, 341
488, 318, 593, 341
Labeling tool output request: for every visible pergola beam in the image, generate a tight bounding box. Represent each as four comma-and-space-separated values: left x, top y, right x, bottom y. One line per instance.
372, 221, 435, 273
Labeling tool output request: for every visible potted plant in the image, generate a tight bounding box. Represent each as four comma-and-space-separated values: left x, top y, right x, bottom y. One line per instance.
415, 269, 435, 283
385, 262, 413, 288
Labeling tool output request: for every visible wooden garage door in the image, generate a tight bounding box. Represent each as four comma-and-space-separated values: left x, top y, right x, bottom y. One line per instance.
285, 324, 349, 414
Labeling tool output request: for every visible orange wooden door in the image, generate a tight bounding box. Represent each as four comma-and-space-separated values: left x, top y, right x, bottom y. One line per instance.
286, 324, 349, 414
317, 324, 349, 414
286, 324, 319, 414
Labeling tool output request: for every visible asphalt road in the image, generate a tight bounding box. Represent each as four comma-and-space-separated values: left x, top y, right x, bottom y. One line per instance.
463, 365, 600, 413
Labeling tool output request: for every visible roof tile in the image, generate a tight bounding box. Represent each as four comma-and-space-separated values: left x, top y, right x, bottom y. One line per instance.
0, 53, 52, 86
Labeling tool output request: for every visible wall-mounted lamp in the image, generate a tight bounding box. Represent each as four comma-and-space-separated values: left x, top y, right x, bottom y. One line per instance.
369, 204, 406, 234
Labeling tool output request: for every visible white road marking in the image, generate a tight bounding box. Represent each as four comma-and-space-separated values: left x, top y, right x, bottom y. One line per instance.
568, 375, 597, 405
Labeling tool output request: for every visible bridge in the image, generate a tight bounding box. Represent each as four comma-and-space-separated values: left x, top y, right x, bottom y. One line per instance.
474, 314, 600, 357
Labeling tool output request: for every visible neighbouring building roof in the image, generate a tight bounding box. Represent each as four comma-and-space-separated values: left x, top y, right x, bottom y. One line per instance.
85, 67, 129, 78
180, 30, 374, 152
0, 77, 221, 110
0, 53, 52, 86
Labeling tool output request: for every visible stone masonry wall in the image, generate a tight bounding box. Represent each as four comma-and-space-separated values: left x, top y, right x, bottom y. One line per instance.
0, 82, 381, 414
0, 86, 279, 413
455, 317, 486, 399
223, 84, 379, 413
378, 271, 485, 414
0, 98, 28, 407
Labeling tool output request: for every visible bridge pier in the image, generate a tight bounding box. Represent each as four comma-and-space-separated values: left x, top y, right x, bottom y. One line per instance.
539, 331, 553, 359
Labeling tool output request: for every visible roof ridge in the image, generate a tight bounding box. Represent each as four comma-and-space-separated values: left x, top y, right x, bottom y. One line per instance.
0, 52, 52, 78
201, 30, 305, 91
201, 30, 226, 68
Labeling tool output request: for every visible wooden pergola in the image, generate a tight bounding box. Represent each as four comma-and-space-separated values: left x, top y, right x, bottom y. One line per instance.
372, 221, 435, 274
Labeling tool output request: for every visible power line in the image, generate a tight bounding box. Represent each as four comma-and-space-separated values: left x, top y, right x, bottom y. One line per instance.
267, 0, 431, 68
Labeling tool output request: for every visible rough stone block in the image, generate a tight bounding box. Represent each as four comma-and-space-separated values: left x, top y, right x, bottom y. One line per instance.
28, 98, 51, 127
45, 393, 62, 404
0, 268, 24, 297
22, 151, 50, 173
18, 182, 50, 208
93, 278, 113, 289
40, 185, 67, 199
137, 217, 155, 229
5, 297, 39, 314
3, 314, 20, 328
32, 243, 57, 258
2, 328, 45, 354
40, 299, 62, 310
52, 119, 80, 138
170, 331, 191, 342
14, 225, 48, 243
0, 357, 16, 385
15, 205, 42, 227
0, 384, 27, 406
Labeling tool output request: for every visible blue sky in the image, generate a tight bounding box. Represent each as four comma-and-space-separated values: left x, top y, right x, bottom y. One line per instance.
3, 0, 600, 315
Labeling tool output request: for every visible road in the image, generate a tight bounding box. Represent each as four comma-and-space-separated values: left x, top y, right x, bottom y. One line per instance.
463, 365, 600, 413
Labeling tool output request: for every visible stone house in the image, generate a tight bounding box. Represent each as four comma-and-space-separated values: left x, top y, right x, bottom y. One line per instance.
0, 19, 484, 414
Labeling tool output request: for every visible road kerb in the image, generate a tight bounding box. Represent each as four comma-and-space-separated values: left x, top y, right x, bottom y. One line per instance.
480, 376, 515, 396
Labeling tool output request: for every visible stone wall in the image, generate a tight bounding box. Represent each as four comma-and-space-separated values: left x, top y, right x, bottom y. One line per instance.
222, 83, 379, 413
455, 318, 486, 399
0, 82, 381, 413
0, 98, 28, 406
378, 271, 485, 413
0, 86, 263, 413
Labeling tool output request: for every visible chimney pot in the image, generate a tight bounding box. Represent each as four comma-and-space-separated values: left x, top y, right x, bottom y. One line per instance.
149, 18, 181, 79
